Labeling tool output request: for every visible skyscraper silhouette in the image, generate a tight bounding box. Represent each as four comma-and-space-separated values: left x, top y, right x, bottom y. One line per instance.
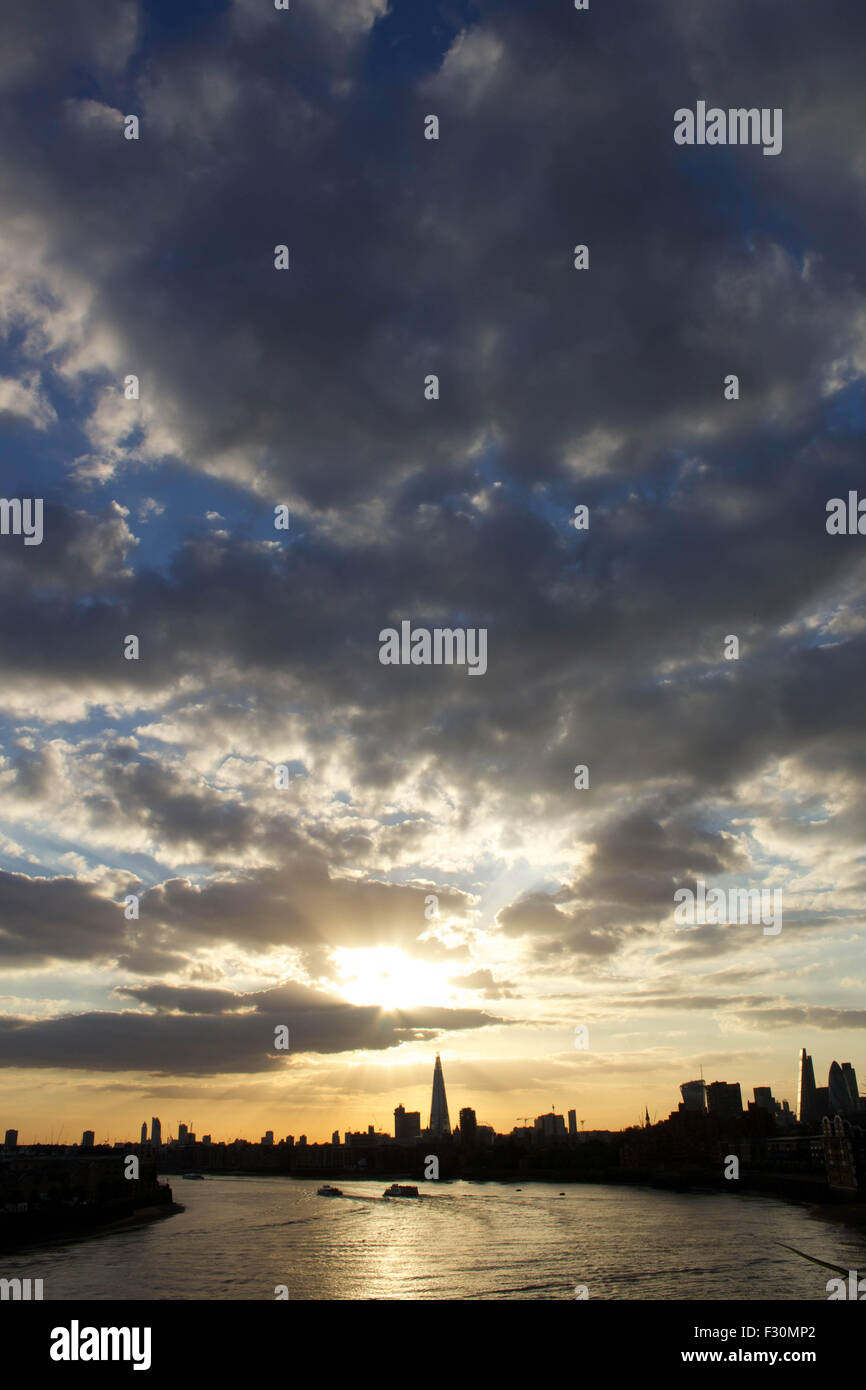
841, 1062, 860, 1112
429, 1053, 451, 1136
828, 1061, 855, 1117
797, 1048, 818, 1123
680, 1079, 707, 1113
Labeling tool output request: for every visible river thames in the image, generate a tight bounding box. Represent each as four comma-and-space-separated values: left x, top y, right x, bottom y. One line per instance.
3, 1176, 864, 1300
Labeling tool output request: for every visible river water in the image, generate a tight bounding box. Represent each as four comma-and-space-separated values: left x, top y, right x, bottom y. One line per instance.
3, 1176, 863, 1300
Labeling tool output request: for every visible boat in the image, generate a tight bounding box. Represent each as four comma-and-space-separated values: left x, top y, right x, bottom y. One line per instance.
383, 1183, 420, 1199
182, 1173, 205, 1180
317, 1184, 343, 1196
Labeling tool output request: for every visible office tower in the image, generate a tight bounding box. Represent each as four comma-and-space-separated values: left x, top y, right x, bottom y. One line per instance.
828, 1063, 853, 1117
568, 1109, 577, 1136
841, 1063, 860, 1111
81, 1130, 95, 1148
797, 1049, 818, 1123
814, 1086, 829, 1117
4, 1129, 18, 1149
151, 1117, 162, 1146
331, 1131, 340, 1146
429, 1053, 451, 1136
262, 1131, 274, 1146
753, 1086, 774, 1111
706, 1082, 743, 1120
459, 1107, 478, 1145
298, 1135, 307, 1146
534, 1112, 566, 1138
394, 1105, 421, 1141
140, 1121, 147, 1144
680, 1080, 707, 1113
178, 1123, 188, 1144
202, 1135, 211, 1146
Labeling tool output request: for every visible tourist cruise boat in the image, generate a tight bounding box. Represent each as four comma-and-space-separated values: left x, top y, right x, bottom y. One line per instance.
383, 1184, 420, 1198
316, 1183, 343, 1196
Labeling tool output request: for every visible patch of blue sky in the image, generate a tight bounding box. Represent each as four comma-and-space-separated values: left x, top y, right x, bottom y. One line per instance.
380, 810, 421, 826
823, 379, 866, 435
679, 150, 808, 263
363, 0, 480, 87
0, 819, 167, 886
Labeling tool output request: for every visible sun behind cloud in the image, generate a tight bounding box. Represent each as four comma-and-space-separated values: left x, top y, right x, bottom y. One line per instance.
333, 947, 452, 1010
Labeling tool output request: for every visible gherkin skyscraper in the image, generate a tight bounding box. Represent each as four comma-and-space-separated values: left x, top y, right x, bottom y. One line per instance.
429, 1053, 451, 1136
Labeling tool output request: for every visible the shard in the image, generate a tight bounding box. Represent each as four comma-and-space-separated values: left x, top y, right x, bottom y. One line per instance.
429, 1053, 451, 1136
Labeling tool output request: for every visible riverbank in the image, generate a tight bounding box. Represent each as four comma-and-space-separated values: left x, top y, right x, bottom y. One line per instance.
0, 1197, 184, 1254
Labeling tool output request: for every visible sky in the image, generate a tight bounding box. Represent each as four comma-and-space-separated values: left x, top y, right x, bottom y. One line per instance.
1, 0, 866, 1145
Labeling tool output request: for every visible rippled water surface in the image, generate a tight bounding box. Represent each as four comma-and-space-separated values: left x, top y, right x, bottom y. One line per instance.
5, 1177, 865, 1300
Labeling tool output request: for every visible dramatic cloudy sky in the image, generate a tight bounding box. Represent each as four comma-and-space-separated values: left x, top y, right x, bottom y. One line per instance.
1, 0, 865, 1143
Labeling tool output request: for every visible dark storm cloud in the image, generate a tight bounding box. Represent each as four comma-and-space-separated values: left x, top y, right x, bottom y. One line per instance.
732, 1003, 866, 1031
0, 870, 125, 964
114, 944, 191, 976
90, 754, 258, 856
496, 812, 744, 958
114, 983, 249, 1013
0, 979, 501, 1073
0, 851, 474, 970
1, 0, 862, 517
140, 862, 473, 954
608, 992, 777, 1013
654, 908, 849, 967
0, 0, 137, 91
4, 492, 866, 833
449, 967, 517, 998
0, 502, 136, 593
